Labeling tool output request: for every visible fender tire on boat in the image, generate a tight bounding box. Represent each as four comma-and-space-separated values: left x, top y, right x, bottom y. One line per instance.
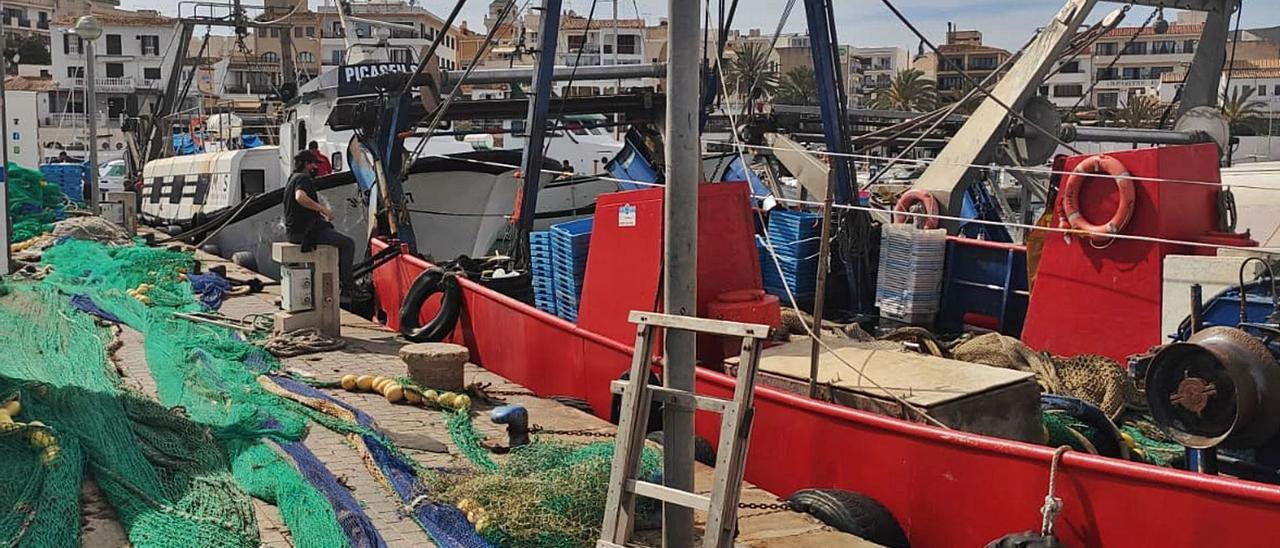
644, 430, 717, 466
787, 488, 909, 548
610, 370, 664, 433
399, 268, 462, 343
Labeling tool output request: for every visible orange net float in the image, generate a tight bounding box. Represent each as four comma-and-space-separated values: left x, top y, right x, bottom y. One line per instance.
1059, 154, 1136, 242
893, 189, 941, 229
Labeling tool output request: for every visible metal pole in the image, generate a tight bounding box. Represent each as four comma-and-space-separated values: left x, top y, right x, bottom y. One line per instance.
663, 0, 700, 545
808, 167, 836, 398
513, 0, 563, 235
85, 39, 100, 212
613, 0, 620, 140
0, 4, 11, 274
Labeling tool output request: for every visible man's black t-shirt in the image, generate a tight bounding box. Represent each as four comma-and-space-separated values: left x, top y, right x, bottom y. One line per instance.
283, 173, 325, 240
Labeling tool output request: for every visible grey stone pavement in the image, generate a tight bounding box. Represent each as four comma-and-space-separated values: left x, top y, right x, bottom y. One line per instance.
80, 250, 869, 547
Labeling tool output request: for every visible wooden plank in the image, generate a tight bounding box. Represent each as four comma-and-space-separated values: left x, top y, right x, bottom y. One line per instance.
629, 480, 711, 511
628, 310, 771, 339
600, 324, 658, 544
609, 381, 731, 413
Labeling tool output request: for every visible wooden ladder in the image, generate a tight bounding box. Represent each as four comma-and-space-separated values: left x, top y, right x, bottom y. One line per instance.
598, 311, 772, 548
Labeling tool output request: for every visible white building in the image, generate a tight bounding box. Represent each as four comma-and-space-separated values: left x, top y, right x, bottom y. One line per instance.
1042, 22, 1202, 109
315, 0, 460, 71
851, 46, 910, 91
47, 7, 177, 155
555, 15, 653, 96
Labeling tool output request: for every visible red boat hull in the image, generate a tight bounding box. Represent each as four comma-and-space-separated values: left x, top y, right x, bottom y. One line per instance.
372, 239, 1280, 547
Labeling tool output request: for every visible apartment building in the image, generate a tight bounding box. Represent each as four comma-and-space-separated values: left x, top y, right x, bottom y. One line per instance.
47, 6, 176, 154
853, 46, 910, 91
2, 0, 119, 73
914, 29, 1012, 102
556, 14, 652, 96
314, 0, 461, 71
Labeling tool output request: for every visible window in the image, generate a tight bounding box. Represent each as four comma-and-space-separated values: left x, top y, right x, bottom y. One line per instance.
1259, 86, 1267, 97
1149, 66, 1173, 79
1183, 40, 1196, 54
389, 48, 411, 63
1152, 40, 1177, 54
294, 27, 304, 38
1274, 85, 1280, 96
262, 51, 279, 63
63, 33, 84, 54
297, 51, 314, 64
1038, 85, 1050, 96
1053, 84, 1083, 97
1242, 85, 1255, 96
1098, 92, 1119, 108
617, 34, 638, 55
1122, 67, 1142, 80
105, 34, 122, 55
332, 22, 342, 36
938, 76, 961, 91
1096, 68, 1118, 80
140, 35, 160, 56
1121, 42, 1146, 55
567, 34, 586, 51
104, 63, 124, 78
66, 66, 83, 78
940, 56, 963, 72
969, 56, 997, 70
270, 28, 281, 38
1059, 60, 1080, 73
1096, 42, 1117, 56
331, 50, 344, 65
305, 26, 315, 37
143, 67, 161, 80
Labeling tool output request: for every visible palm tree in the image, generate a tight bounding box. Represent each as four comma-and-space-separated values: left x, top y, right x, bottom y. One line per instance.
1220, 87, 1267, 135
723, 42, 779, 103
869, 69, 938, 112
1114, 94, 1162, 129
775, 66, 817, 106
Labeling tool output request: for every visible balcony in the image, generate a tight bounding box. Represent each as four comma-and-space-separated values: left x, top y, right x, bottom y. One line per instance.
73, 77, 136, 93
1096, 78, 1161, 90
44, 113, 112, 127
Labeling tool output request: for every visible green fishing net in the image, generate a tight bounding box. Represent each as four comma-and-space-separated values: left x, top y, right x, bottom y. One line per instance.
16, 240, 348, 547
436, 408, 663, 548
7, 163, 67, 242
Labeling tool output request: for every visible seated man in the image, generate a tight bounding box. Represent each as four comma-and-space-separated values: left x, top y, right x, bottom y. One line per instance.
283, 151, 366, 300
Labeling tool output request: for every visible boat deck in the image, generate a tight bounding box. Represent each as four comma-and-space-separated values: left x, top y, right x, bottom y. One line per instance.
80, 248, 871, 547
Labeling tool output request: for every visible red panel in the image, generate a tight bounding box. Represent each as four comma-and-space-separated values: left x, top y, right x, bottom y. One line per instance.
373, 237, 1280, 547
578, 183, 763, 363
1023, 144, 1222, 361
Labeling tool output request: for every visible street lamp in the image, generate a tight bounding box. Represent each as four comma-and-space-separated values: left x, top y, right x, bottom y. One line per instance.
73, 15, 103, 211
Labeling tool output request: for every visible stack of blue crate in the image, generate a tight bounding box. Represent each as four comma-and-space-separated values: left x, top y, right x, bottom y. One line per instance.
550, 218, 593, 322
39, 163, 88, 203
758, 210, 822, 299
530, 231, 558, 315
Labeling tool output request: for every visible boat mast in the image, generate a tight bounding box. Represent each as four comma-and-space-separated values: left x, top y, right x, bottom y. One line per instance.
662, 0, 700, 544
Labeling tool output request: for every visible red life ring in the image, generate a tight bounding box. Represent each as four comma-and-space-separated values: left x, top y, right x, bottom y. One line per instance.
893, 189, 940, 229
1060, 155, 1135, 242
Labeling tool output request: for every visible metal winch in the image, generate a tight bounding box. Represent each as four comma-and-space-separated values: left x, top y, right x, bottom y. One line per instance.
1145, 259, 1280, 478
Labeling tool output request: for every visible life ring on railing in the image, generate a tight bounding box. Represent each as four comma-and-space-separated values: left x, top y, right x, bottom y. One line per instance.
1060, 154, 1135, 242
399, 267, 462, 343
893, 189, 940, 229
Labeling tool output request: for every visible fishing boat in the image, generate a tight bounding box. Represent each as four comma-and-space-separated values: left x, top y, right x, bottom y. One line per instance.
355, 0, 1280, 546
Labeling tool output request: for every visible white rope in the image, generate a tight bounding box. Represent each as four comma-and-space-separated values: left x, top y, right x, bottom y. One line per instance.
1040, 445, 1071, 537
706, 141, 1280, 193
713, 54, 951, 429
405, 150, 1280, 254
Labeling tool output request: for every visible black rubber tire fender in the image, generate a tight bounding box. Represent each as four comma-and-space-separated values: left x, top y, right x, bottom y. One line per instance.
644, 430, 717, 467
787, 488, 909, 548
399, 267, 463, 343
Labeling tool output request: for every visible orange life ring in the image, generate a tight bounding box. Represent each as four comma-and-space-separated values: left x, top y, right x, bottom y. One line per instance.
893, 189, 940, 229
1060, 155, 1135, 241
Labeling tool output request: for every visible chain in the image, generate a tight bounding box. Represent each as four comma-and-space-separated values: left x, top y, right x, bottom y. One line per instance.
529, 426, 615, 438
737, 500, 794, 511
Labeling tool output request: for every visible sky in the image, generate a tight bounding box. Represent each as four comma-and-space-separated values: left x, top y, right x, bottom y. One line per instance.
118, 0, 1280, 52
